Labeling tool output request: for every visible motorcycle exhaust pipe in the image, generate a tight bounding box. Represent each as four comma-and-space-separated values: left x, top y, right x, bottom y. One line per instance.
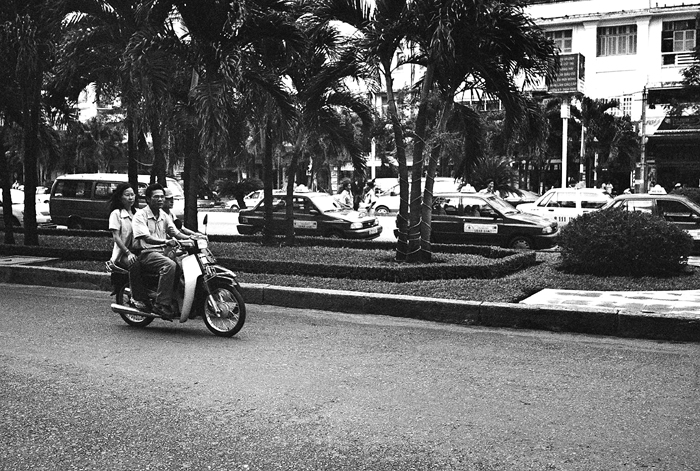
111, 304, 160, 319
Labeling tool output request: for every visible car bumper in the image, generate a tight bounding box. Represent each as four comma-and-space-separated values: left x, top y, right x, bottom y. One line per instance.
344, 225, 383, 240
237, 224, 256, 235
531, 232, 559, 250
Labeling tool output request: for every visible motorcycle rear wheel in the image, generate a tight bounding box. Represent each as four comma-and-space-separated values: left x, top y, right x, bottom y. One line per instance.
202, 286, 246, 337
116, 285, 154, 327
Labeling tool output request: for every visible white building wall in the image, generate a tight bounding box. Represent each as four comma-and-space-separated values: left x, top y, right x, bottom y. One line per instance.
526, 0, 700, 120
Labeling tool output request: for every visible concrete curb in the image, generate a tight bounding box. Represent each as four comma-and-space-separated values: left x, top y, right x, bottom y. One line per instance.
1, 265, 698, 342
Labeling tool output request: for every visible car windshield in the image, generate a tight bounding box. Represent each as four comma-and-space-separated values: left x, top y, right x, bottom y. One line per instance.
310, 194, 343, 212
485, 195, 518, 214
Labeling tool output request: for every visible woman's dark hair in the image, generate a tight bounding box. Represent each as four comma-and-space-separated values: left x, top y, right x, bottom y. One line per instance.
107, 182, 137, 214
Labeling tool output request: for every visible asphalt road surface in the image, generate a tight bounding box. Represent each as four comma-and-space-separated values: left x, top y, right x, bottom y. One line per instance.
1, 284, 698, 470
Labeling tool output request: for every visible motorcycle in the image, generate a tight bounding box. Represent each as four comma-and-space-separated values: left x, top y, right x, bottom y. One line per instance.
108, 236, 246, 337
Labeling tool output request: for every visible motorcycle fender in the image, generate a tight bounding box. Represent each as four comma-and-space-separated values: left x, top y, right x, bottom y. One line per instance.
213, 265, 241, 289
180, 254, 202, 323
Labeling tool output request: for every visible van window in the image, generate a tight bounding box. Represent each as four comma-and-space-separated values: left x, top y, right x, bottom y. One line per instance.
54, 180, 93, 198
95, 182, 119, 200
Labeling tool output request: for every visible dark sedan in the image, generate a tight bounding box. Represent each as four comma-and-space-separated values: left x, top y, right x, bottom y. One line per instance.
237, 192, 383, 239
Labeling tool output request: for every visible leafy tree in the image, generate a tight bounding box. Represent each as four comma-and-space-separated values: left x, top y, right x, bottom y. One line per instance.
281, 8, 373, 245
403, 0, 556, 262
0, 0, 64, 245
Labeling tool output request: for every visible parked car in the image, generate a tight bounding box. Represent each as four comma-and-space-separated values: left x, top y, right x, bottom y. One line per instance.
0, 189, 52, 228
498, 189, 539, 207
50, 173, 184, 230
197, 194, 221, 209
602, 193, 700, 252
395, 192, 558, 249
227, 189, 284, 212
237, 191, 383, 239
374, 178, 463, 215
518, 188, 612, 225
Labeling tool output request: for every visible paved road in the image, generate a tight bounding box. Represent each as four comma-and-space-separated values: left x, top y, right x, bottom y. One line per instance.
1, 284, 698, 470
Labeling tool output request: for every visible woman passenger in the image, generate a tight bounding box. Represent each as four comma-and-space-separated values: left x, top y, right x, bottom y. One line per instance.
107, 182, 139, 268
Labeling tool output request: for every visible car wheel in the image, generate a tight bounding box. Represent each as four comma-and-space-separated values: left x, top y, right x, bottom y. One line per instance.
326, 229, 344, 239
375, 206, 390, 216
509, 236, 534, 250
228, 203, 239, 213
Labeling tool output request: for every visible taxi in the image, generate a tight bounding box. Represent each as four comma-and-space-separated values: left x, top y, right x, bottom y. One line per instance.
603, 193, 700, 252
237, 191, 383, 239
517, 188, 611, 225
405, 192, 558, 250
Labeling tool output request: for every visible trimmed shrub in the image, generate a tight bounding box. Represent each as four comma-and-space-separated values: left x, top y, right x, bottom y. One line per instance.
558, 207, 693, 276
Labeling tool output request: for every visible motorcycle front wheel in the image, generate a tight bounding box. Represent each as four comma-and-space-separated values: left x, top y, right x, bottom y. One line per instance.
116, 285, 154, 328
202, 286, 246, 337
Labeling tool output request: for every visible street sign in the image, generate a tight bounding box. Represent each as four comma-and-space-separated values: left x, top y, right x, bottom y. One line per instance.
549, 53, 585, 95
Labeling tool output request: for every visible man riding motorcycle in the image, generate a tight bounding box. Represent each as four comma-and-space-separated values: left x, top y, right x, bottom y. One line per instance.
131, 183, 193, 320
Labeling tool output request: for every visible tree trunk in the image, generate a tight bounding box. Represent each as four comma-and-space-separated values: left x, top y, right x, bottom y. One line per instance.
183, 128, 199, 232
150, 115, 167, 186
420, 101, 454, 259
22, 75, 42, 246
127, 115, 139, 197
406, 63, 436, 263
0, 125, 15, 245
382, 58, 409, 262
261, 120, 275, 245
284, 151, 299, 246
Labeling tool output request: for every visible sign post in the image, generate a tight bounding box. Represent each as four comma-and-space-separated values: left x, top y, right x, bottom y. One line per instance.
548, 53, 585, 188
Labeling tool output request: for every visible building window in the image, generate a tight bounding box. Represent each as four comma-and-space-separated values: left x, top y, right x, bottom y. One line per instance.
546, 30, 572, 53
597, 25, 637, 56
621, 96, 632, 116
662, 20, 697, 66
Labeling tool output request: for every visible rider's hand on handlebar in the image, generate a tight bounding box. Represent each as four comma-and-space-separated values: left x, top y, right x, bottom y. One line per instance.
166, 238, 179, 247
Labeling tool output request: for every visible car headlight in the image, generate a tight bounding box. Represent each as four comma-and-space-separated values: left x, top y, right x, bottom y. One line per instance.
350, 222, 363, 229
542, 225, 554, 234
239, 216, 247, 224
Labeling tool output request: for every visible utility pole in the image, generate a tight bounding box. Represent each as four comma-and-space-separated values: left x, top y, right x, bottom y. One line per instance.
561, 98, 570, 188
638, 87, 648, 193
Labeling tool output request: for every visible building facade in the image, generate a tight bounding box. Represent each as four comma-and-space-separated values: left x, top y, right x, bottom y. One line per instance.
526, 0, 700, 191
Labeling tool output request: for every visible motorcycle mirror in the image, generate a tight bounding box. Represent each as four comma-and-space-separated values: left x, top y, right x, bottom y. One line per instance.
202, 214, 208, 235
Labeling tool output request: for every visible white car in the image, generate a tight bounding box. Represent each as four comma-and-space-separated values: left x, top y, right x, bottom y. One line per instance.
227, 189, 285, 212
518, 188, 612, 225
0, 189, 52, 227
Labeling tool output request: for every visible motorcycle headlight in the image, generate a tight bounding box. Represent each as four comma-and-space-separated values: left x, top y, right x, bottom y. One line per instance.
196, 238, 208, 249
350, 222, 363, 229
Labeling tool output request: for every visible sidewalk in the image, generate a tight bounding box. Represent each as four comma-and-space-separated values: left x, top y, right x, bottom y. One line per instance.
0, 255, 698, 342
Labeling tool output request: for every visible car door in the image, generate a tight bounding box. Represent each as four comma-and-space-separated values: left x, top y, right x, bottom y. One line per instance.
291, 196, 320, 236
452, 195, 503, 246
656, 199, 700, 236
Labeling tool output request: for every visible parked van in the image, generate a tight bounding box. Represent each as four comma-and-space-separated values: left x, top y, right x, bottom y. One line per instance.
50, 173, 184, 230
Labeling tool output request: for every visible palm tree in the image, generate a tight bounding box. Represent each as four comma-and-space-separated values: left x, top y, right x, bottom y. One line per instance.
314, 0, 412, 260
0, 0, 64, 246
58, 0, 154, 194
402, 0, 557, 262
281, 11, 374, 245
